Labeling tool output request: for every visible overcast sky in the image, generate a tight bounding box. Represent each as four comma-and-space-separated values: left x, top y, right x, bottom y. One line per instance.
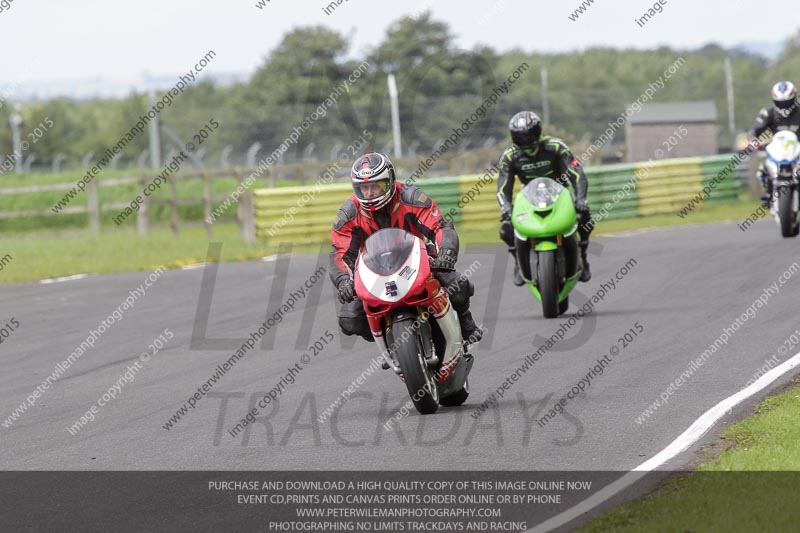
1, 0, 797, 85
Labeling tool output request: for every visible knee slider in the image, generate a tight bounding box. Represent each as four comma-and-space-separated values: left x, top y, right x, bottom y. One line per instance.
448, 277, 472, 310
339, 316, 367, 337
465, 277, 474, 298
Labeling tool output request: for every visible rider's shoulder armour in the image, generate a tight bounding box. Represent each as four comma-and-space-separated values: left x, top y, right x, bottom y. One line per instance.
399, 184, 433, 208
333, 198, 358, 230
541, 136, 571, 155
501, 145, 519, 161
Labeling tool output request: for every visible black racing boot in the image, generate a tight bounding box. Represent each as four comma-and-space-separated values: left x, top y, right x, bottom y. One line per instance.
580, 256, 591, 282
458, 310, 483, 345
579, 242, 592, 282
513, 263, 525, 287
510, 249, 525, 286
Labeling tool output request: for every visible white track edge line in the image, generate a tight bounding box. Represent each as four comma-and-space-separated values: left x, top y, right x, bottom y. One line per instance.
528, 350, 800, 533
181, 263, 207, 270
38, 274, 89, 284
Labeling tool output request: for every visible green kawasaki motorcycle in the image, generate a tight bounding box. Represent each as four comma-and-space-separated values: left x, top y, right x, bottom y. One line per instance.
512, 177, 583, 318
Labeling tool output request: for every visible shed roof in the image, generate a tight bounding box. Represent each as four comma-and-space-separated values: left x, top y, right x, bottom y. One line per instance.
629, 100, 718, 124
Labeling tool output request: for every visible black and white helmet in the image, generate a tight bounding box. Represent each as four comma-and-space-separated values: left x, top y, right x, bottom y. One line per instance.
350, 152, 396, 211
509, 111, 543, 150
772, 81, 798, 117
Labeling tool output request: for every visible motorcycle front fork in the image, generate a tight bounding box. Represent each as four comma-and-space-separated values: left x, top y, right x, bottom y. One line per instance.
370, 300, 463, 377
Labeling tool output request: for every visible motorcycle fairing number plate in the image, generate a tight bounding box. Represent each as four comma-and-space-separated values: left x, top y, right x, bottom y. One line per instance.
385, 281, 399, 297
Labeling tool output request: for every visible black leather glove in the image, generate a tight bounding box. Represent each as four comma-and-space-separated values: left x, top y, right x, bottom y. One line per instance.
336, 278, 355, 304
500, 204, 512, 222
430, 249, 457, 272
575, 199, 590, 215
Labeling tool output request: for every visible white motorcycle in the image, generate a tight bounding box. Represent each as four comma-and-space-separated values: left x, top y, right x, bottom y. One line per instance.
765, 131, 800, 237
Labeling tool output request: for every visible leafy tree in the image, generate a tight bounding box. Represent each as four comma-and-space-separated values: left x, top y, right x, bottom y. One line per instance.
8, 14, 800, 173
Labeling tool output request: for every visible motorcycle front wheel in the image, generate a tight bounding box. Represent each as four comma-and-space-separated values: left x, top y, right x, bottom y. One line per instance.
537, 250, 560, 318
778, 186, 798, 238
392, 319, 439, 414
559, 296, 569, 315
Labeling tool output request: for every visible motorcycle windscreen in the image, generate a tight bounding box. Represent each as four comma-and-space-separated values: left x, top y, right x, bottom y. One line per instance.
362, 228, 416, 276
522, 178, 565, 210
766, 131, 800, 165
514, 178, 577, 239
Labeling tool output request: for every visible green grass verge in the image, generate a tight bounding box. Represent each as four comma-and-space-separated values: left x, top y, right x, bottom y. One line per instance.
0, 198, 761, 285
0, 224, 278, 284
592, 198, 758, 234
578, 377, 800, 532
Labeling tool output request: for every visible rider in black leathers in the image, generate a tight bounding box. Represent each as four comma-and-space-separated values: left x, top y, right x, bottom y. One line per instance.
748, 81, 800, 206
497, 111, 593, 285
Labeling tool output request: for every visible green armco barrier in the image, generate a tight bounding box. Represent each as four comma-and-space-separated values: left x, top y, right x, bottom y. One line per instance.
586, 162, 641, 220
254, 155, 744, 241
702, 154, 741, 205
456, 173, 499, 231
254, 182, 351, 242
412, 176, 463, 226
635, 157, 704, 216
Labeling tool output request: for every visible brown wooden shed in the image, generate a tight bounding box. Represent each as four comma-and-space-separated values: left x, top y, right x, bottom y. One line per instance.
626, 101, 719, 162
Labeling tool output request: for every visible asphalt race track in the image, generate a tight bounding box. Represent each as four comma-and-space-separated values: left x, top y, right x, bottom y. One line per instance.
2, 216, 799, 473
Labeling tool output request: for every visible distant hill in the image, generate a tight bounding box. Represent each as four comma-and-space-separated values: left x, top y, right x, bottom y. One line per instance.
10, 71, 250, 102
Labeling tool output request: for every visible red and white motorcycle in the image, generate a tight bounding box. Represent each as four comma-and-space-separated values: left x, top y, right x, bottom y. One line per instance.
354, 228, 473, 414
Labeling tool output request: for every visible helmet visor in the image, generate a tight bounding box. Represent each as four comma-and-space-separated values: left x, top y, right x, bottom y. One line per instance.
353, 179, 391, 202
775, 98, 796, 111
511, 130, 540, 149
